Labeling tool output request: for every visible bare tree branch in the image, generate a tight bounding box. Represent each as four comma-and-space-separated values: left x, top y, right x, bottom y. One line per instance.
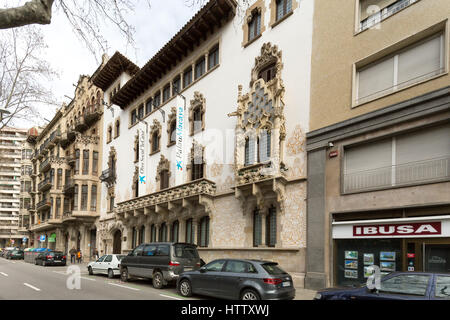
0, 0, 55, 29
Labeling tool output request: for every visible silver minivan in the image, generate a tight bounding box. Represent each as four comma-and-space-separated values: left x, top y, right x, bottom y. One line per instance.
120, 242, 201, 289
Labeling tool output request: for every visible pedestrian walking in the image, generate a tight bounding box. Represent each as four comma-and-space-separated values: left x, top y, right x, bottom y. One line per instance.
77, 249, 82, 263
94, 248, 99, 261
69, 247, 76, 264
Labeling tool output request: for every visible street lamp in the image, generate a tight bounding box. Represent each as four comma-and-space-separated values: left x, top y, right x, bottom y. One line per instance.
0, 108, 11, 122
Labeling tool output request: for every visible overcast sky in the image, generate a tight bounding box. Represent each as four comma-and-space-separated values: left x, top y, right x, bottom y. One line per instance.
11, 0, 204, 129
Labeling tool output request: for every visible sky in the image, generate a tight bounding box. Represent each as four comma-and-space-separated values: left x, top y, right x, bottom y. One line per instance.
9, 0, 205, 129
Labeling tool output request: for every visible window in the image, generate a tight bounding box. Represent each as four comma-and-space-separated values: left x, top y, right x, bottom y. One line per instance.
224, 261, 257, 273
205, 260, 226, 272
171, 221, 179, 242
135, 139, 139, 162
151, 224, 157, 242
163, 85, 171, 103
145, 98, 153, 115
152, 132, 160, 153
253, 209, 262, 247
132, 227, 137, 248
159, 223, 168, 242
266, 206, 277, 247
138, 104, 144, 120
199, 216, 209, 247
55, 197, 61, 217
57, 169, 62, 189
131, 109, 137, 125
244, 137, 256, 166
109, 196, 115, 212
160, 169, 169, 190
143, 244, 157, 256
157, 244, 169, 256
380, 274, 430, 296
172, 77, 181, 95
276, 0, 292, 21
169, 121, 176, 145
248, 10, 261, 42
81, 185, 88, 211
107, 125, 113, 143
258, 63, 276, 83
115, 120, 120, 138
356, 34, 444, 105
82, 150, 89, 175
343, 124, 450, 193
139, 226, 145, 245
183, 67, 192, 88
134, 176, 139, 198
195, 57, 206, 80
50, 168, 55, 184
193, 107, 203, 134
74, 149, 80, 175
90, 184, 97, 211
104, 255, 113, 263
185, 218, 194, 244
92, 152, 98, 175
73, 184, 78, 211
154, 92, 161, 108
435, 276, 450, 299
208, 46, 219, 70
191, 146, 204, 181
258, 130, 271, 162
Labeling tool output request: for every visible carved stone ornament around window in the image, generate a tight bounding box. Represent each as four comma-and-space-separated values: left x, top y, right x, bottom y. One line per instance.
74, 132, 100, 146
150, 119, 162, 152
189, 91, 206, 135
186, 140, 206, 172
131, 166, 139, 193
155, 155, 171, 182
167, 107, 177, 145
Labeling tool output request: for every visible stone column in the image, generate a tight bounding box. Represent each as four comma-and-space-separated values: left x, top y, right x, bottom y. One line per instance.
145, 223, 151, 243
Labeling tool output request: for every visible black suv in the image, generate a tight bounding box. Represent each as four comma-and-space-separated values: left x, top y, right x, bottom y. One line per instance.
120, 242, 201, 289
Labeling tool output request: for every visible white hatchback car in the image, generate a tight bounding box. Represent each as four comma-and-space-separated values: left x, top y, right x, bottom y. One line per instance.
87, 254, 125, 278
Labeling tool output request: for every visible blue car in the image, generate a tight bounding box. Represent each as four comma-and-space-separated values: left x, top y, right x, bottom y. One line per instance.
314, 272, 450, 300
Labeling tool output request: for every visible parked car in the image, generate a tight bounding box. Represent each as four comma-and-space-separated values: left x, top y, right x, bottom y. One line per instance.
177, 259, 296, 300
314, 272, 450, 300
88, 254, 125, 278
35, 251, 66, 266
7, 249, 24, 260
120, 242, 201, 289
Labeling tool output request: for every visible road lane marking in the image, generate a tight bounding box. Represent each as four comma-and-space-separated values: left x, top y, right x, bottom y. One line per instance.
52, 271, 96, 281
108, 283, 140, 291
160, 294, 183, 300
23, 283, 41, 291
0, 272, 8, 277
81, 277, 96, 281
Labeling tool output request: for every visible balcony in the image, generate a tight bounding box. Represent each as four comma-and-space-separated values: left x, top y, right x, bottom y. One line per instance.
48, 130, 61, 148
66, 155, 76, 167
39, 157, 51, 173
99, 168, 116, 186
115, 178, 216, 218
74, 117, 88, 132
38, 178, 52, 192
343, 156, 450, 194
36, 199, 51, 212
60, 127, 77, 149
63, 179, 75, 194
84, 103, 103, 126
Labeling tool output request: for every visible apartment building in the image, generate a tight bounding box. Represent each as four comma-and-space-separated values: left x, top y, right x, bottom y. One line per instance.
306, 0, 450, 289
0, 127, 27, 247
28, 75, 104, 259
93, 0, 313, 286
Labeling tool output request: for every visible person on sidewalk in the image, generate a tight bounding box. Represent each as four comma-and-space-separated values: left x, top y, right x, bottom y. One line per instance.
93, 248, 99, 261
69, 247, 76, 264
76, 249, 82, 263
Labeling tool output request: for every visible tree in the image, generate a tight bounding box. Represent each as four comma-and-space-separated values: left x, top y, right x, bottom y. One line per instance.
0, 0, 151, 56
0, 25, 57, 130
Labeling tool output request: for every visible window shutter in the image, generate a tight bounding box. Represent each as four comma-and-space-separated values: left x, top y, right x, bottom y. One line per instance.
358, 57, 394, 102
345, 138, 392, 174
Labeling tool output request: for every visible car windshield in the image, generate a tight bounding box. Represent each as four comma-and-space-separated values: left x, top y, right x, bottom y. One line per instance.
262, 263, 287, 275
116, 255, 125, 261
174, 244, 199, 259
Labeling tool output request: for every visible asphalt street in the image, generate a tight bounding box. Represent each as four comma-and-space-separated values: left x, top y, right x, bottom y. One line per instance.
0, 258, 202, 300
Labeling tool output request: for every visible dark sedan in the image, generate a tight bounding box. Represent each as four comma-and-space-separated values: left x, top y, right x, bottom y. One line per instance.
7, 249, 24, 260
177, 259, 295, 300
315, 272, 450, 300
35, 251, 66, 266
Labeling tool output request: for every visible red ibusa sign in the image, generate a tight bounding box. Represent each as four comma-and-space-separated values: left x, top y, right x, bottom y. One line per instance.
353, 222, 442, 237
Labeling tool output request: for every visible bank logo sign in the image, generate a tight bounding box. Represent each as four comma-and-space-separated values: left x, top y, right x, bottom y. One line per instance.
139, 128, 146, 184
175, 97, 186, 185
353, 222, 442, 237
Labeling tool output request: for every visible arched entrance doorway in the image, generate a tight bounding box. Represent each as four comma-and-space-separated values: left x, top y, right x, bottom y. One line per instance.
113, 230, 122, 254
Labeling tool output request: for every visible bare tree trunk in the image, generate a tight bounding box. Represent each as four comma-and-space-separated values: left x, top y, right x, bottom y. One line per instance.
0, 0, 54, 29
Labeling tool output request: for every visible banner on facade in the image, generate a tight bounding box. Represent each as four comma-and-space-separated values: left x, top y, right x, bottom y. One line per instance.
138, 126, 146, 189
175, 95, 186, 185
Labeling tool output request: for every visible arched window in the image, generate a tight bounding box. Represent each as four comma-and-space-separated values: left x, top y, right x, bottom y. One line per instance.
151, 131, 159, 153
193, 107, 202, 133
160, 169, 169, 190
258, 62, 276, 83
185, 218, 194, 244
191, 143, 204, 181
139, 226, 145, 245
159, 223, 167, 242
169, 121, 176, 145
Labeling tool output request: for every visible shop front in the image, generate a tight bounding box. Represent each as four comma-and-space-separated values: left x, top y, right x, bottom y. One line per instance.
332, 215, 450, 286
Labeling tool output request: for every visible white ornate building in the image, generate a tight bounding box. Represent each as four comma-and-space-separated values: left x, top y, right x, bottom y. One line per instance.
93, 0, 313, 286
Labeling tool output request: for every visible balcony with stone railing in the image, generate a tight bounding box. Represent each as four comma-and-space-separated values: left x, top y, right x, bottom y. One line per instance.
115, 178, 217, 219
84, 102, 103, 126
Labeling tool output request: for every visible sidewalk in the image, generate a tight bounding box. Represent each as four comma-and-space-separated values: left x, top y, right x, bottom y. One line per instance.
294, 288, 317, 300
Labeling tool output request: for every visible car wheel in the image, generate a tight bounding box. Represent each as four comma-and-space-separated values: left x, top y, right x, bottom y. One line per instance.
88, 266, 93, 275
152, 271, 164, 289
120, 268, 129, 282
240, 289, 260, 300
178, 279, 193, 297
108, 269, 114, 279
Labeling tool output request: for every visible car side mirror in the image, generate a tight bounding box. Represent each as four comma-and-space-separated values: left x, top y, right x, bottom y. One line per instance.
368, 287, 379, 294
199, 267, 207, 273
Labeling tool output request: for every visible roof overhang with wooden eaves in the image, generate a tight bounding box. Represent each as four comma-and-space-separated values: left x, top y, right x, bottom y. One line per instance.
111, 0, 238, 109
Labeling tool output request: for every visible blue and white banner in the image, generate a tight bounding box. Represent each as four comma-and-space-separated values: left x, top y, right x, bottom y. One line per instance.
138, 126, 147, 189
175, 96, 186, 185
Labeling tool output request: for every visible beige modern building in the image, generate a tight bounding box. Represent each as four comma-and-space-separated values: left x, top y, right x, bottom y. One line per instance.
28, 74, 104, 260
306, 0, 450, 289
0, 127, 27, 247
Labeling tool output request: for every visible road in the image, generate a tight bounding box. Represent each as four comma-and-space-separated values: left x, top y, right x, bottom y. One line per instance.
0, 258, 203, 300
